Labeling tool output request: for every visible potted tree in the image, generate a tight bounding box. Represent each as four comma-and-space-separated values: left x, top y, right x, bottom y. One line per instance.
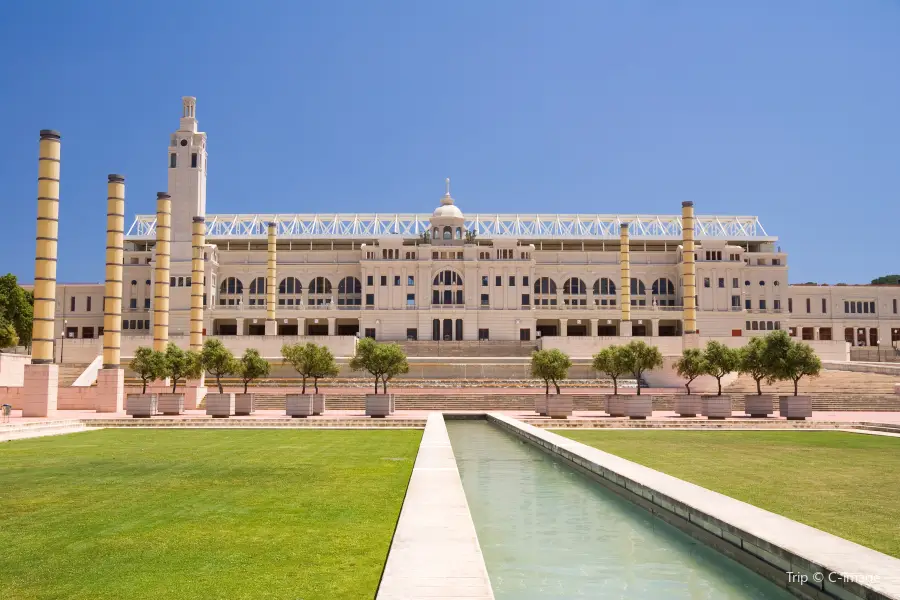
127, 347, 165, 417
309, 344, 340, 415
700, 341, 738, 419
234, 348, 270, 416
592, 345, 629, 417
350, 338, 408, 417
378, 343, 409, 414
620, 341, 663, 419
158, 343, 201, 415
739, 336, 774, 417
531, 349, 573, 418
200, 339, 237, 418
767, 331, 821, 420
283, 342, 317, 418
673, 348, 705, 417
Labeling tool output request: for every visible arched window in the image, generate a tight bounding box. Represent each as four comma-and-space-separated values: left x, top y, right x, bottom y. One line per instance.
433, 228, 439, 239
248, 276, 266, 306
278, 277, 302, 306
432, 270, 464, 305
219, 277, 244, 306
630, 278, 647, 307
592, 278, 616, 307
651, 277, 676, 307
337, 276, 362, 306
442, 226, 452, 240
533, 277, 557, 306
455, 227, 462, 239
307, 277, 332, 306
562, 277, 587, 307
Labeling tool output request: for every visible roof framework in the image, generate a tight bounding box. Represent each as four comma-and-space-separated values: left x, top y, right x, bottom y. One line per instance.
126, 213, 773, 241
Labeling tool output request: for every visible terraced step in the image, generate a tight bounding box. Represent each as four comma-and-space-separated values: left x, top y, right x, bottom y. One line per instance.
0, 420, 91, 442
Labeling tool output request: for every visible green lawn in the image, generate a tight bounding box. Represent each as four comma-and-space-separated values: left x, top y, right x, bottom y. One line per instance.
558, 430, 900, 558
0, 429, 422, 600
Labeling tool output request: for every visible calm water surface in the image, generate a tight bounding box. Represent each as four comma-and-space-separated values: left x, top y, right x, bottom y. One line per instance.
447, 420, 794, 600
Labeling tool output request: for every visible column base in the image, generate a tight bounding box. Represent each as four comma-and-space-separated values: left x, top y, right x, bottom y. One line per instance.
620, 321, 633, 337
95, 368, 124, 413
23, 363, 59, 417
683, 332, 701, 350
265, 319, 277, 336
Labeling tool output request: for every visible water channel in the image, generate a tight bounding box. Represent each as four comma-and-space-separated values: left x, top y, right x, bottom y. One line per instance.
447, 420, 794, 599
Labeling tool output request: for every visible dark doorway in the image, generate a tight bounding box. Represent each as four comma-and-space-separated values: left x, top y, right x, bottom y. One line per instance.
870, 328, 879, 347
248, 324, 265, 336
308, 324, 328, 336
519, 328, 531, 341
278, 324, 299, 335
597, 325, 617, 336
337, 323, 359, 336
432, 319, 440, 341
455, 319, 463, 341
566, 324, 587, 337
536, 324, 558, 337
658, 325, 677, 336
633, 324, 647, 336
217, 324, 237, 336
442, 319, 453, 341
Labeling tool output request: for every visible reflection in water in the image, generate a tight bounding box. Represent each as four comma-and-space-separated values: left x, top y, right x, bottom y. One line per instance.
447, 421, 794, 600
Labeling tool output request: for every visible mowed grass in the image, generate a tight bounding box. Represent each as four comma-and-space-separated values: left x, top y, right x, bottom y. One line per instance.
558, 430, 900, 558
0, 429, 422, 600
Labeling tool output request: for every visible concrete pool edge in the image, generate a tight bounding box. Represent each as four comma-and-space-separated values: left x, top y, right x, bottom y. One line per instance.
488, 413, 900, 600
376, 413, 495, 600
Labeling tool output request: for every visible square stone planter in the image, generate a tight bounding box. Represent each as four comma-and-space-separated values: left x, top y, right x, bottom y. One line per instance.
674, 394, 701, 417
625, 396, 652, 419
534, 395, 548, 416
546, 395, 573, 419
206, 393, 235, 418
779, 395, 812, 420
126, 393, 157, 418
607, 395, 626, 417
745, 394, 774, 418
701, 395, 732, 419
365, 394, 393, 418
157, 393, 185, 415
312, 394, 325, 415
286, 394, 314, 418
235, 393, 255, 416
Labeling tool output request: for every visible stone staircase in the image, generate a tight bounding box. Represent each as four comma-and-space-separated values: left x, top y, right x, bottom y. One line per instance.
723, 369, 899, 411
59, 364, 91, 387
0, 420, 91, 442
393, 341, 539, 357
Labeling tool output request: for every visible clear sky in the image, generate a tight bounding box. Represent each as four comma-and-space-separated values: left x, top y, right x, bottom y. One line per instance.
1, 1, 897, 285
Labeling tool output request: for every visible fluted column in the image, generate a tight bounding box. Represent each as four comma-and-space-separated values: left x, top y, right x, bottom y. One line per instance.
619, 223, 632, 336
190, 217, 206, 351
682, 201, 697, 334
153, 193, 172, 352
102, 175, 125, 368
23, 130, 62, 417
31, 130, 61, 365
265, 221, 277, 335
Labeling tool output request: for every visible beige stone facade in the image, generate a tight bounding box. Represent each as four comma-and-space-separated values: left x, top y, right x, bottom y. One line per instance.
37, 98, 900, 356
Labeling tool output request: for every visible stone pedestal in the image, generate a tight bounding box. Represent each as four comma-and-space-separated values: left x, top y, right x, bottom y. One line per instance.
745, 394, 774, 418
702, 395, 731, 419
312, 394, 325, 415
235, 393, 255, 416
157, 393, 185, 415
265, 319, 277, 335
607, 395, 625, 417
286, 394, 314, 418
206, 393, 235, 418
682, 332, 702, 350
23, 363, 58, 417
126, 393, 158, 418
625, 396, 652, 419
365, 394, 392, 418
674, 394, 701, 417
534, 396, 548, 416
95, 368, 124, 413
620, 321, 633, 337
779, 395, 812, 420
547, 395, 573, 419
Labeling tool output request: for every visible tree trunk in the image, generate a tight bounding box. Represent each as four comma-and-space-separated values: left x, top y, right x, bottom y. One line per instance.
544, 381, 549, 396
374, 376, 379, 394
244, 380, 249, 394
142, 379, 147, 394
301, 375, 307, 395
216, 374, 223, 394
717, 377, 722, 396
794, 378, 799, 396
685, 382, 691, 394
612, 377, 618, 396
756, 377, 762, 396
635, 372, 642, 396
382, 377, 388, 394
314, 377, 319, 394
553, 380, 560, 395
172, 378, 177, 394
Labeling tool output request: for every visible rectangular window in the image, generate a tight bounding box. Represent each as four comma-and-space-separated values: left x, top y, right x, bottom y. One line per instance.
745, 299, 751, 310
364, 328, 376, 339
170, 276, 176, 287
864, 302, 870, 314
378, 275, 386, 286
136, 320, 144, 330
523, 276, 529, 287
870, 301, 876, 314
806, 298, 810, 313
367, 275, 373, 286
144, 298, 150, 309
718, 278, 725, 288
788, 298, 793, 313
844, 300, 849, 313
759, 299, 767, 310
123, 320, 130, 330
129, 320, 136, 330
86, 297, 92, 312
478, 328, 490, 341
408, 275, 414, 286
703, 277, 710, 288
774, 299, 781, 310
130, 298, 137, 309
509, 276, 515, 287
850, 302, 856, 313
406, 293, 415, 306
732, 278, 738, 288
495, 276, 502, 286
481, 294, 489, 306
732, 295, 741, 307
191, 153, 198, 168
365, 293, 374, 306
745, 321, 751, 330
186, 276, 191, 287
894, 299, 898, 314
394, 275, 401, 286
406, 328, 417, 341
519, 328, 531, 341
70, 296, 75, 312
522, 294, 530, 306
482, 275, 489, 287
169, 154, 176, 168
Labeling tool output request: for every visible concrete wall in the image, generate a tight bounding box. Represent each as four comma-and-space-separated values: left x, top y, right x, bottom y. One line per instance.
0, 353, 30, 386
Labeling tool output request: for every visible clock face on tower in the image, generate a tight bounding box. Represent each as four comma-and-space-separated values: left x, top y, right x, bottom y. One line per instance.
180, 139, 188, 146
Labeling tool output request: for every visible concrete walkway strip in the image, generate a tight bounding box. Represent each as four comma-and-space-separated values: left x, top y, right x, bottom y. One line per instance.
489, 413, 900, 600
377, 413, 495, 600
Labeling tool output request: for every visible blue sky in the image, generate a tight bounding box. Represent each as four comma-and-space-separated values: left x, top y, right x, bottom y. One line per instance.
1, 1, 897, 284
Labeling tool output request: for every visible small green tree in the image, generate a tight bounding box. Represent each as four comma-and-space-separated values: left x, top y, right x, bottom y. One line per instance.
349, 337, 386, 394
200, 338, 237, 394
377, 343, 409, 394
765, 333, 822, 396
673, 348, 706, 395
0, 318, 18, 349
282, 342, 313, 393
620, 340, 664, 396
308, 345, 339, 394
129, 346, 166, 393
591, 346, 629, 395
162, 343, 202, 393
0, 274, 34, 349
702, 341, 739, 396
236, 348, 271, 393
738, 336, 770, 396
531, 349, 572, 396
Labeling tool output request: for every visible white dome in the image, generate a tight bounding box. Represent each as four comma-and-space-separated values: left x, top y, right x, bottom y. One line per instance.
432, 203, 463, 219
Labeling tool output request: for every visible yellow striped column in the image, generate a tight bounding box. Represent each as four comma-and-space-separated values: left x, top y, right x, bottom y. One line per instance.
31, 130, 61, 364
682, 201, 698, 335
265, 221, 277, 334
190, 217, 206, 351
102, 175, 125, 368
153, 193, 172, 352
619, 223, 632, 336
